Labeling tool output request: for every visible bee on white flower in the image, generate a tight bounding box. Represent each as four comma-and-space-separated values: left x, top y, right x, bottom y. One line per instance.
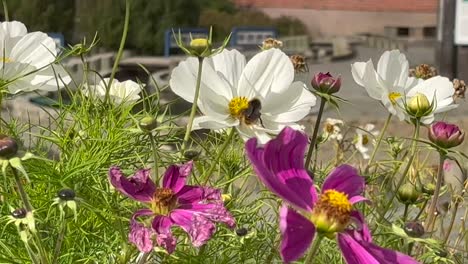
82, 78, 142, 105
354, 124, 379, 159
170, 48, 317, 143
322, 118, 344, 141
0, 21, 71, 94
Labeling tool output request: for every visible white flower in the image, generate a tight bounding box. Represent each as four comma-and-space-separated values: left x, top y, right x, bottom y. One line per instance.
403, 76, 457, 124
83, 78, 142, 105
351, 50, 421, 120
355, 124, 379, 159
322, 118, 344, 141
0, 21, 71, 94
170, 48, 316, 143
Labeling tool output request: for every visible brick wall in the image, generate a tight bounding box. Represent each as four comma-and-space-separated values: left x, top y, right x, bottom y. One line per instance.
234, 0, 438, 13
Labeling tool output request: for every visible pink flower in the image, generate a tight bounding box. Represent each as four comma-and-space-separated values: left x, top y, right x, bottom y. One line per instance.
311, 72, 341, 94
109, 161, 235, 253
246, 127, 419, 263
428, 121, 464, 149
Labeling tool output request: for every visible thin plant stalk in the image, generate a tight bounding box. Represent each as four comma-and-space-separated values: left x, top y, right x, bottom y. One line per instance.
425, 153, 446, 232
402, 204, 409, 223
12, 167, 32, 212
181, 57, 204, 155
136, 252, 150, 264
413, 199, 428, 221
149, 134, 159, 182
304, 235, 324, 264
305, 97, 326, 171
203, 128, 235, 184
2, 0, 9, 21
52, 215, 67, 264
105, 0, 131, 103
365, 113, 392, 174
378, 120, 420, 223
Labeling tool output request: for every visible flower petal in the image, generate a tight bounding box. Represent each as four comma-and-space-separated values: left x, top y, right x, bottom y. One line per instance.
351, 60, 383, 100
245, 127, 317, 211
238, 48, 293, 99
176, 203, 235, 228
1, 21, 27, 38
129, 209, 155, 253
11, 32, 56, 68
162, 161, 193, 194
108, 167, 155, 202
177, 186, 222, 204
170, 210, 216, 247
210, 49, 246, 95
322, 165, 365, 198
192, 116, 238, 131
376, 50, 409, 90
279, 205, 315, 263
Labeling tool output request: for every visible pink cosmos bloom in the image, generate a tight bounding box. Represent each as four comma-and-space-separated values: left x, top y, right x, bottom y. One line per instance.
109, 161, 235, 253
246, 127, 419, 264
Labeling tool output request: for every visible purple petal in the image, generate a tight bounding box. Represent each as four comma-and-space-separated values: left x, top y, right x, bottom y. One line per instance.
152, 215, 177, 253
322, 164, 365, 198
128, 209, 155, 253
349, 211, 372, 243
162, 161, 193, 194
177, 186, 222, 204
338, 232, 420, 264
109, 167, 155, 202
349, 196, 370, 205
245, 127, 317, 211
279, 205, 315, 263
177, 203, 235, 228
170, 210, 216, 247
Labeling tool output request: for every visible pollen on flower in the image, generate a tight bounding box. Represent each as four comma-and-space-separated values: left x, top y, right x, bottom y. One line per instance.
388, 92, 402, 105
310, 190, 352, 235
325, 123, 334, 133
362, 135, 369, 145
1, 57, 12, 63
228, 96, 249, 118
151, 188, 176, 216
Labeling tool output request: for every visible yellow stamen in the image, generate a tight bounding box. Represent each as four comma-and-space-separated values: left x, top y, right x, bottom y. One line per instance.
228, 96, 249, 118
388, 92, 402, 105
1, 57, 12, 63
362, 135, 369, 145
151, 188, 176, 216
310, 190, 352, 235
325, 123, 334, 133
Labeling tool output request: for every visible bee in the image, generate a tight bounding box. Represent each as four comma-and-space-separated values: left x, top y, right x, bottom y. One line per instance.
290, 55, 309, 73
242, 98, 264, 126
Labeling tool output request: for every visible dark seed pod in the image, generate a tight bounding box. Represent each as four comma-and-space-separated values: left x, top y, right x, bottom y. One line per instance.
0, 135, 18, 158
404, 221, 425, 238
184, 149, 200, 160
58, 189, 76, 201
11, 208, 27, 219
235, 227, 248, 237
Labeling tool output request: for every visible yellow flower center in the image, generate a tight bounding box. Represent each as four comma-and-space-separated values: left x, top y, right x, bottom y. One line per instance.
325, 123, 334, 133
151, 188, 176, 216
388, 92, 402, 105
228, 96, 249, 118
310, 190, 352, 235
362, 135, 369, 145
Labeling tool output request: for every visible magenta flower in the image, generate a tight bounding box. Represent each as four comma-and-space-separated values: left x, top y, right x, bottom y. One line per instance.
109, 161, 235, 253
428, 121, 464, 149
246, 127, 419, 263
311, 72, 341, 94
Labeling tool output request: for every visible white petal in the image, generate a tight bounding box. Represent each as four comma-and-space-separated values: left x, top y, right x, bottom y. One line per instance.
10, 32, 56, 68
380, 93, 406, 121
1, 21, 27, 38
210, 49, 246, 95
352, 60, 384, 100
192, 116, 237, 130
198, 90, 230, 120
236, 124, 272, 144
238, 48, 293, 99
29, 65, 71, 91
376, 50, 409, 89
262, 82, 316, 123
407, 76, 454, 103
420, 115, 435, 125
169, 57, 233, 103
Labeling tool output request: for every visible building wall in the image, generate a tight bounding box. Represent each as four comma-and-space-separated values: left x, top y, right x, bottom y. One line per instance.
235, 0, 438, 38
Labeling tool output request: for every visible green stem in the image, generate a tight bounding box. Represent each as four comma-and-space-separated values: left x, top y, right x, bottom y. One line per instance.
426, 152, 446, 232
413, 199, 428, 221
304, 235, 324, 263
12, 167, 32, 212
181, 57, 204, 155
2, 0, 9, 21
402, 204, 409, 223
52, 216, 67, 264
305, 97, 326, 171
378, 120, 420, 223
203, 128, 235, 184
443, 197, 461, 244
105, 0, 131, 103
365, 113, 392, 174
136, 252, 150, 264
149, 135, 159, 183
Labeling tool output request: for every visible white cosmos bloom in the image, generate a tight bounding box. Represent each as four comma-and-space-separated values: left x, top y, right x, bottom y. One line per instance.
351, 50, 421, 120
83, 78, 142, 105
403, 76, 457, 124
0, 21, 71, 94
170, 48, 316, 143
322, 118, 344, 141
355, 123, 379, 160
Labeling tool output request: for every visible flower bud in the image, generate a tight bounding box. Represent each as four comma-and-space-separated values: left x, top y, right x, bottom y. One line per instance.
58, 189, 76, 201
139, 116, 157, 132
11, 208, 27, 219
190, 38, 211, 56
183, 149, 200, 160
221, 194, 232, 203
0, 135, 18, 158
235, 227, 248, 237
428, 121, 464, 149
261, 38, 283, 50
311, 72, 341, 94
406, 93, 432, 117
404, 221, 425, 238
397, 183, 419, 204
422, 183, 435, 195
